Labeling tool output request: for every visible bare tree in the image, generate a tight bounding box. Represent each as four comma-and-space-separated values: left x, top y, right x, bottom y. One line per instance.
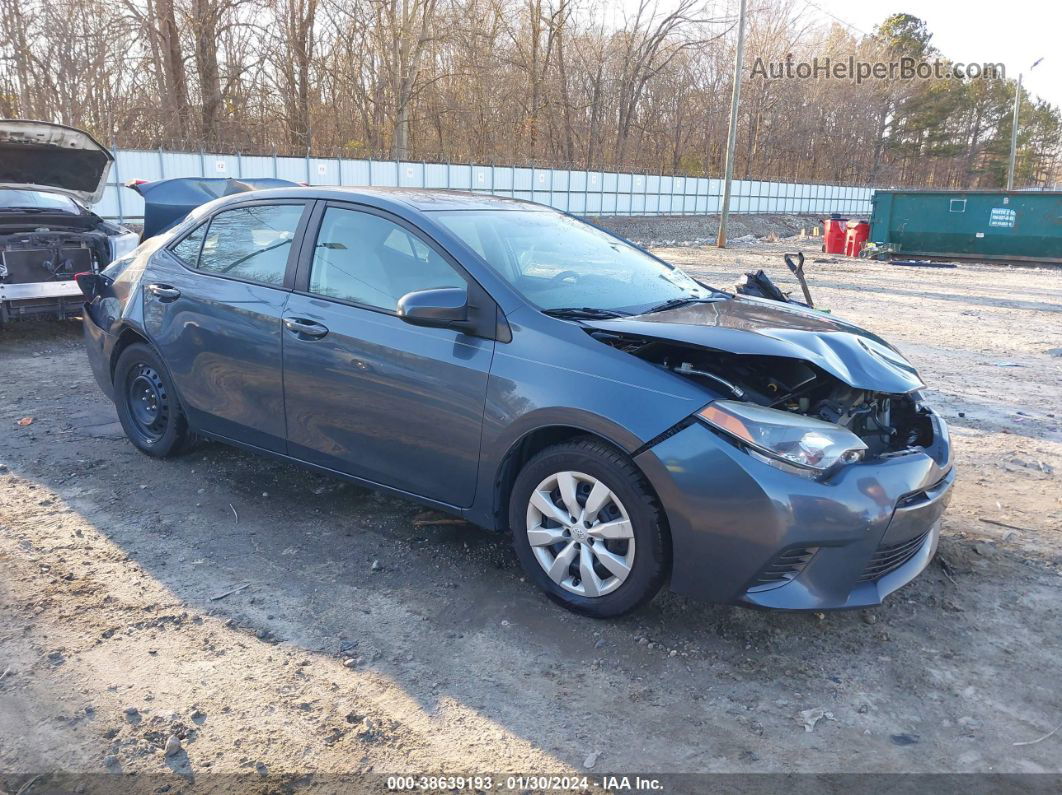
0, 0, 1056, 188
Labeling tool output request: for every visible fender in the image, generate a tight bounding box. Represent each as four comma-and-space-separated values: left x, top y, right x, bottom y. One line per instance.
465, 405, 660, 531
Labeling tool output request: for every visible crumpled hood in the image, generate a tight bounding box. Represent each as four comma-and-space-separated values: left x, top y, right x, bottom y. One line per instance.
585, 295, 925, 394
0, 120, 113, 204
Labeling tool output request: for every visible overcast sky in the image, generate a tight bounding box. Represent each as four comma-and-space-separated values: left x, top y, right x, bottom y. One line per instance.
803, 0, 1060, 108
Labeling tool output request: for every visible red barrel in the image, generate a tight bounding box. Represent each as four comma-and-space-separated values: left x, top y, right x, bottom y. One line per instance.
821, 217, 848, 254
844, 220, 870, 257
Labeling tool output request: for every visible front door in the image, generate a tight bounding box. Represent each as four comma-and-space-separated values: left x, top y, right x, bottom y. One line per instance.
281, 204, 494, 507
143, 201, 308, 452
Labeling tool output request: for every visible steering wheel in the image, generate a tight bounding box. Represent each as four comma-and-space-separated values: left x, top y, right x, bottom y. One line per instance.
548, 270, 581, 285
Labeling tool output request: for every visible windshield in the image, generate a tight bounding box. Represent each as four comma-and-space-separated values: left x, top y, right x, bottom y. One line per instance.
431, 209, 711, 314
0, 189, 81, 213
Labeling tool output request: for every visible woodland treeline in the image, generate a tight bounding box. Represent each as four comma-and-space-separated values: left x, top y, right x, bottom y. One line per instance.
1, 0, 1058, 188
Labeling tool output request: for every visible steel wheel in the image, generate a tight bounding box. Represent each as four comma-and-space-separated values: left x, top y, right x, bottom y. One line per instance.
125, 363, 169, 445
525, 470, 635, 598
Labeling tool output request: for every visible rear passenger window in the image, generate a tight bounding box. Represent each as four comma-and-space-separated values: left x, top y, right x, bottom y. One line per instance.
196, 205, 303, 285
172, 224, 206, 266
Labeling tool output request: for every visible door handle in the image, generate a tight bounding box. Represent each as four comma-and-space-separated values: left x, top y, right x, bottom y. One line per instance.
147, 283, 181, 301
283, 317, 329, 339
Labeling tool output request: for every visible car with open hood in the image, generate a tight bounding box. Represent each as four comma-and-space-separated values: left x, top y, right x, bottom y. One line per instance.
78, 186, 954, 617
0, 120, 140, 322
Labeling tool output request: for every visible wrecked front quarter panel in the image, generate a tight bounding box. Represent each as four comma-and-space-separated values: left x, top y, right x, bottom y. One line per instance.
81, 239, 159, 397
585, 296, 925, 395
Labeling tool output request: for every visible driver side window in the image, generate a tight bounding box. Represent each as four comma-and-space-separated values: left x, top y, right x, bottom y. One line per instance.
308, 207, 465, 311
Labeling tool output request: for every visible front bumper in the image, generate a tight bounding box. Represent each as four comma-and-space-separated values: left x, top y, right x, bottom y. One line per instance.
82, 306, 117, 400
0, 279, 81, 301
635, 412, 954, 610
0, 280, 85, 320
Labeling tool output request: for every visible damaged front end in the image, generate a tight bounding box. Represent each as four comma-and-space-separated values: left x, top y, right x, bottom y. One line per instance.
583, 294, 942, 476
0, 211, 135, 322
586, 297, 954, 609
0, 120, 137, 322
593, 332, 934, 463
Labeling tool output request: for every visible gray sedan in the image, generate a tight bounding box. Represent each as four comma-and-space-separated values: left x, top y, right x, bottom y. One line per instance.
79, 187, 954, 617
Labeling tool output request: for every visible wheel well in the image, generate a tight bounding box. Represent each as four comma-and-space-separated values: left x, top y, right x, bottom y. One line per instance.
492, 426, 669, 538
110, 327, 151, 382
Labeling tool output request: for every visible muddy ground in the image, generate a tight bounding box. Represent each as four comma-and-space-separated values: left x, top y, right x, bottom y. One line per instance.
1, 242, 1060, 790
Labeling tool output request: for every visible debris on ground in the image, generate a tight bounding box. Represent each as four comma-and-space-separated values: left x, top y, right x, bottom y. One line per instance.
798, 708, 834, 732
783, 251, 814, 307
209, 583, 250, 601
890, 733, 920, 746
730, 234, 760, 246
1013, 721, 1062, 747
735, 270, 791, 303
164, 735, 182, 757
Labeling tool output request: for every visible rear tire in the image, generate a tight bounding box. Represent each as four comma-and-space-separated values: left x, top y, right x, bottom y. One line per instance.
113, 343, 192, 458
509, 437, 669, 618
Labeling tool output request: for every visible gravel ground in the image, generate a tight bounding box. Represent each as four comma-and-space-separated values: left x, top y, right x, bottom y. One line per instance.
591, 214, 823, 247
1, 242, 1060, 790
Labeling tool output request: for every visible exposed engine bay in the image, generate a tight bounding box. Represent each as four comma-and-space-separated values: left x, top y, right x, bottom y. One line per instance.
0, 120, 137, 322
0, 229, 110, 284
590, 331, 935, 458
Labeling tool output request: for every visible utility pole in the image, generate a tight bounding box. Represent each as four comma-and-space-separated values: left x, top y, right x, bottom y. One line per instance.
716, 0, 747, 248
1006, 74, 1023, 191
1007, 57, 1043, 191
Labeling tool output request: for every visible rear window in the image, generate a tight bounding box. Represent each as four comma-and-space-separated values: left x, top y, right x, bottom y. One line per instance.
176, 204, 303, 285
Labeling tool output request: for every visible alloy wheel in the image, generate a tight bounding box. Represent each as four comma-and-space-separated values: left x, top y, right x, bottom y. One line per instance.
525, 470, 636, 597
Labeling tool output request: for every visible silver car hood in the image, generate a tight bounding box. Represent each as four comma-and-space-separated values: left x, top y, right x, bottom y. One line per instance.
0, 120, 114, 204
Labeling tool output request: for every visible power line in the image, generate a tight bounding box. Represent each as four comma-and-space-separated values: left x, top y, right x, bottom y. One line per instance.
797, 0, 872, 38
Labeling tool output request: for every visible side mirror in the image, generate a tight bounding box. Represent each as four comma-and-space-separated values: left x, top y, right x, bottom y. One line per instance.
397, 287, 472, 331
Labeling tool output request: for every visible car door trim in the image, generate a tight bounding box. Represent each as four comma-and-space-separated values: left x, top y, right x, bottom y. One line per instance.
193, 427, 467, 514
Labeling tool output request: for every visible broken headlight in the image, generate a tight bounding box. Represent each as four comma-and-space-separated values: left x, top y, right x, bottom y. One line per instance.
109, 230, 140, 263
698, 400, 867, 475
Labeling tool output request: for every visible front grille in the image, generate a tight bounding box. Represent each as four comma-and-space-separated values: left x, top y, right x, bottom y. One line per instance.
747, 546, 817, 593
859, 530, 930, 582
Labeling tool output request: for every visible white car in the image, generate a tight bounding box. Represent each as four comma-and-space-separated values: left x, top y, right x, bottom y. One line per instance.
0, 120, 138, 323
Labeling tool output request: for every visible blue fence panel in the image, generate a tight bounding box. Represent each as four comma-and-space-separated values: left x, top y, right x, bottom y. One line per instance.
96, 147, 877, 223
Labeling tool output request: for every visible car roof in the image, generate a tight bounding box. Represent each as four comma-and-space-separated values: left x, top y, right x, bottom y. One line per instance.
220, 186, 551, 213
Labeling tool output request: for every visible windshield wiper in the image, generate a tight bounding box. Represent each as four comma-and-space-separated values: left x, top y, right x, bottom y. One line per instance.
543, 307, 631, 320
639, 295, 726, 315
0, 207, 55, 213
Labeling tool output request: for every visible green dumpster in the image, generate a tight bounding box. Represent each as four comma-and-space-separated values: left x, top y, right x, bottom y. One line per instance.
870, 190, 1062, 263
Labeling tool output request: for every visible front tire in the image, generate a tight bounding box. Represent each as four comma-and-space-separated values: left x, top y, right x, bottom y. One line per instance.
113, 343, 192, 458
509, 437, 669, 618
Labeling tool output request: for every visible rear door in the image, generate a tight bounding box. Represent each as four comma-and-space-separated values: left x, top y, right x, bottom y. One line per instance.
143, 200, 309, 452
281, 202, 495, 507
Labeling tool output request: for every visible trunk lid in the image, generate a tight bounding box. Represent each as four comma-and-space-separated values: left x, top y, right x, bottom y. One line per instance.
0, 120, 114, 205
129, 177, 300, 239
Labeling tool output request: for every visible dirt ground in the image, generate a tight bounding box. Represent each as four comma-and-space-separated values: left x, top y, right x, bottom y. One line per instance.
1, 242, 1061, 790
